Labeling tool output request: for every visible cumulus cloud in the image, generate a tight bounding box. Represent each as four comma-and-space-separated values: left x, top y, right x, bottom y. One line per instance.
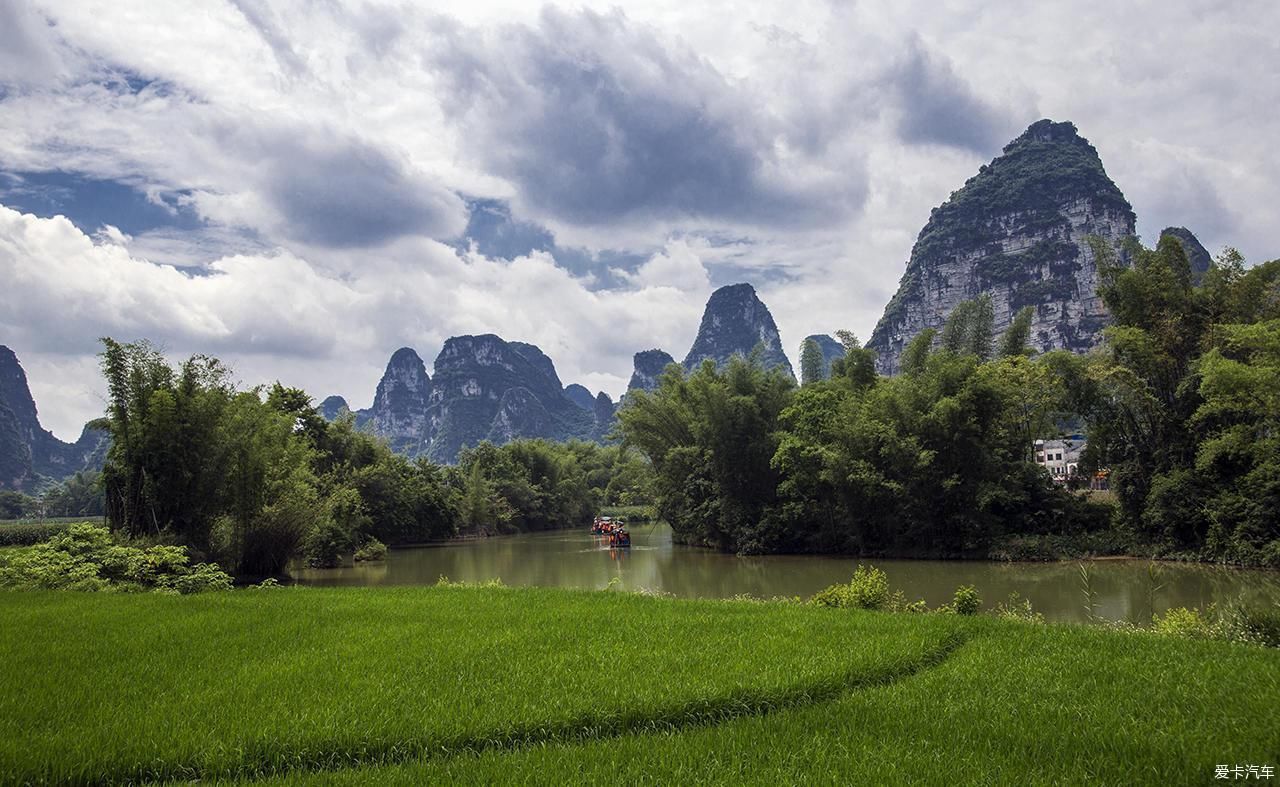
425, 7, 866, 230
888, 35, 1017, 154
0, 0, 69, 88
0, 203, 711, 437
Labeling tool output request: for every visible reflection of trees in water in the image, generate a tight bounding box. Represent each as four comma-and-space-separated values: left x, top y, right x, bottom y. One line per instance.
295, 526, 1280, 625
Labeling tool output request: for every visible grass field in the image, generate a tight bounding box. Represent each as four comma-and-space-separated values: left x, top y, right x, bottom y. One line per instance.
1, 586, 1276, 785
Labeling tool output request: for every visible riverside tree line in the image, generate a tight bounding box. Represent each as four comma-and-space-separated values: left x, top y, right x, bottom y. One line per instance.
93, 338, 650, 576
620, 236, 1279, 566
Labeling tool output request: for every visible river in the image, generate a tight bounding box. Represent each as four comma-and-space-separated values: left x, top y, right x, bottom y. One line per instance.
292, 524, 1280, 624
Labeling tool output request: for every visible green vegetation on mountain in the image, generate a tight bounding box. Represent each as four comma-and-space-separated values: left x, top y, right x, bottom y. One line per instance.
911, 120, 1134, 268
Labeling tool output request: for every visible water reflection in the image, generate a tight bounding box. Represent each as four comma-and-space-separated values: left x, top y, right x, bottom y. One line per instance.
292, 524, 1280, 625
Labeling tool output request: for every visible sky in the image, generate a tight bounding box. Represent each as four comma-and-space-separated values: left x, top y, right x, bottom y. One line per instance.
1, 0, 1277, 439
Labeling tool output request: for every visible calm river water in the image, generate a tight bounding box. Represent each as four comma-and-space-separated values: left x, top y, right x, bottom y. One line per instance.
293, 524, 1280, 624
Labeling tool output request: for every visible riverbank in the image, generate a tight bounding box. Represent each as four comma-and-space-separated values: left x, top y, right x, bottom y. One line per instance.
1, 585, 1275, 784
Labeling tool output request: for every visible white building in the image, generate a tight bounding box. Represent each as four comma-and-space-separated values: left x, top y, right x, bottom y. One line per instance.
1033, 438, 1085, 483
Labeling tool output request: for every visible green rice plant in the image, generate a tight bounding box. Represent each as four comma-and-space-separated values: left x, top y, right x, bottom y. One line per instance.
261, 611, 1280, 786
0, 586, 957, 784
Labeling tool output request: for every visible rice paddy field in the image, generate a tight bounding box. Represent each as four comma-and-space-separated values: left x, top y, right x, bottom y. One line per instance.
1, 585, 1276, 785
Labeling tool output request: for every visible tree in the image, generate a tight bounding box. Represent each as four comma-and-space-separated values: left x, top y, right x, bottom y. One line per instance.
799, 338, 825, 385
940, 294, 995, 360
999, 306, 1036, 358
617, 355, 795, 553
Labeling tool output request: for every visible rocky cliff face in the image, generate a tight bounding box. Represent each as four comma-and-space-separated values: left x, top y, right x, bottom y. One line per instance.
683, 284, 795, 380
349, 336, 600, 463
803, 334, 845, 377
0, 346, 106, 489
426, 335, 597, 461
508, 342, 564, 390
627, 349, 676, 393
867, 119, 1136, 374
563, 383, 596, 410
593, 391, 616, 436
362, 348, 433, 455
1160, 226, 1212, 283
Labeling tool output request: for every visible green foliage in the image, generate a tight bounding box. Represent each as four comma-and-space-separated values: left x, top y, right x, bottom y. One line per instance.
0, 523, 232, 593
304, 488, 368, 568
993, 592, 1044, 623
999, 306, 1036, 358
617, 355, 795, 553
0, 490, 35, 519
1152, 607, 1215, 640
40, 471, 106, 518
952, 585, 981, 615
810, 565, 892, 610
1080, 241, 1280, 566
940, 294, 995, 360
799, 338, 825, 385
354, 538, 388, 562
1153, 604, 1280, 648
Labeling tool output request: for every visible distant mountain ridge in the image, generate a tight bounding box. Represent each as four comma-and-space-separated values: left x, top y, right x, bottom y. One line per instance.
335, 335, 615, 463
0, 345, 107, 490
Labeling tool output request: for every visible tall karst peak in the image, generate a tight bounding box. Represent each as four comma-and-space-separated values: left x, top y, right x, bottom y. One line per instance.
425, 334, 595, 462
0, 345, 41, 433
627, 349, 676, 393
867, 119, 1136, 374
318, 395, 350, 421
683, 283, 795, 380
365, 347, 433, 455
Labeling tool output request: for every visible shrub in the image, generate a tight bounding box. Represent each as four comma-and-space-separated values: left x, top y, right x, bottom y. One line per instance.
952, 585, 981, 616
0, 524, 232, 593
810, 582, 853, 608
810, 565, 891, 610
1153, 607, 1215, 640
305, 488, 371, 569
167, 563, 235, 594
354, 538, 388, 562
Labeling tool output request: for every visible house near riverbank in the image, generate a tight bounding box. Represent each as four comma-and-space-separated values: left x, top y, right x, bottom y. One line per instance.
1034, 437, 1085, 484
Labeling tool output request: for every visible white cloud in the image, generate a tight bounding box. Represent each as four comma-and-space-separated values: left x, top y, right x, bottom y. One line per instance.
2, 0, 1279, 436
0, 203, 711, 437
